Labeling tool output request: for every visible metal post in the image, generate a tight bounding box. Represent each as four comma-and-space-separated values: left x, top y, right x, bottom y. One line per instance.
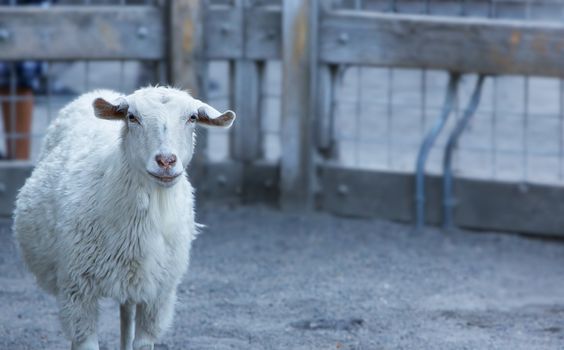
415, 73, 459, 230
442, 75, 485, 229
315, 2, 337, 160
558, 79, 564, 181
315, 64, 337, 159
386, 68, 394, 167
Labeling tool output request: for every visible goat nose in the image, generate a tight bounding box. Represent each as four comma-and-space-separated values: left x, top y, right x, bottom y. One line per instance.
155, 154, 177, 169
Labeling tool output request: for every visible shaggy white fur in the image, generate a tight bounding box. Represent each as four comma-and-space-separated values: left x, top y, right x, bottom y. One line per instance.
13, 86, 235, 350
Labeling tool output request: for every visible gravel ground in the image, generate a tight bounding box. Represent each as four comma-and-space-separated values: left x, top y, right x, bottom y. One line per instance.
1, 204, 564, 349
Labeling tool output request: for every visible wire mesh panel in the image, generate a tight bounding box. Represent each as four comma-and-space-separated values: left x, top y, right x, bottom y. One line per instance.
0, 0, 165, 163
325, 0, 564, 185
332, 67, 454, 173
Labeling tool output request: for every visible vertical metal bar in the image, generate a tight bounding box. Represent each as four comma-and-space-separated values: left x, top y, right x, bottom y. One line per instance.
489, 0, 496, 178
443, 75, 486, 229
316, 0, 338, 160
280, 0, 315, 209
559, 2, 564, 182
354, 67, 362, 166
558, 79, 564, 181
229, 59, 235, 107
316, 65, 336, 158
453, 74, 460, 175
386, 68, 394, 167
46, 61, 52, 124
491, 77, 498, 179
523, 0, 531, 182
523, 76, 529, 182
521, 0, 531, 179
421, 69, 427, 138
415, 73, 459, 230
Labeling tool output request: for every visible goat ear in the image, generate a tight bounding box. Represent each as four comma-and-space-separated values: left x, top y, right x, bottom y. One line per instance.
93, 97, 128, 120
196, 103, 236, 129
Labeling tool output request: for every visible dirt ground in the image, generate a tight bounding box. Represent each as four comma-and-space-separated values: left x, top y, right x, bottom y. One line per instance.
1, 204, 564, 350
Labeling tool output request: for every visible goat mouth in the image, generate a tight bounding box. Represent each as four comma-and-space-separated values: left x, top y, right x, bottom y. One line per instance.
147, 172, 182, 184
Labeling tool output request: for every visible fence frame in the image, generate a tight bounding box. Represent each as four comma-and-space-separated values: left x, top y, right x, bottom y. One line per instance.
3, 1, 564, 236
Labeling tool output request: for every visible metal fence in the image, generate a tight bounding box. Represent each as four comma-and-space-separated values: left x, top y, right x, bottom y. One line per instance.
313, 0, 564, 236
319, 0, 564, 234
329, 0, 564, 185
2, 0, 564, 236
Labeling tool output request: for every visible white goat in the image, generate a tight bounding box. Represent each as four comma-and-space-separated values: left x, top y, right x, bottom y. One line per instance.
13, 86, 235, 350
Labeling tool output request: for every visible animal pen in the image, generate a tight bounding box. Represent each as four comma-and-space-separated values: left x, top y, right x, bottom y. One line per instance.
1, 0, 564, 236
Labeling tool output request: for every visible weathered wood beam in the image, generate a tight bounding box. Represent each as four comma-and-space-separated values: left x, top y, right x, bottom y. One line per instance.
229, 0, 263, 162
204, 4, 244, 59
319, 165, 564, 237
167, 0, 205, 93
320, 10, 564, 77
203, 7, 564, 77
167, 0, 209, 186
280, 0, 315, 210
245, 5, 282, 60
204, 4, 281, 60
0, 6, 164, 60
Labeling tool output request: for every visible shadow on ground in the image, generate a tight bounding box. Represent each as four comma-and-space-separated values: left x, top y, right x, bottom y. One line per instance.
1, 205, 564, 349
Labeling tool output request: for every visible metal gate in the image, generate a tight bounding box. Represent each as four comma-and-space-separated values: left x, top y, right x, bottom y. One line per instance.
312, 0, 564, 236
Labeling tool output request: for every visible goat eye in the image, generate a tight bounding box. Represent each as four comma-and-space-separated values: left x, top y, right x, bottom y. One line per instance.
127, 113, 139, 124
